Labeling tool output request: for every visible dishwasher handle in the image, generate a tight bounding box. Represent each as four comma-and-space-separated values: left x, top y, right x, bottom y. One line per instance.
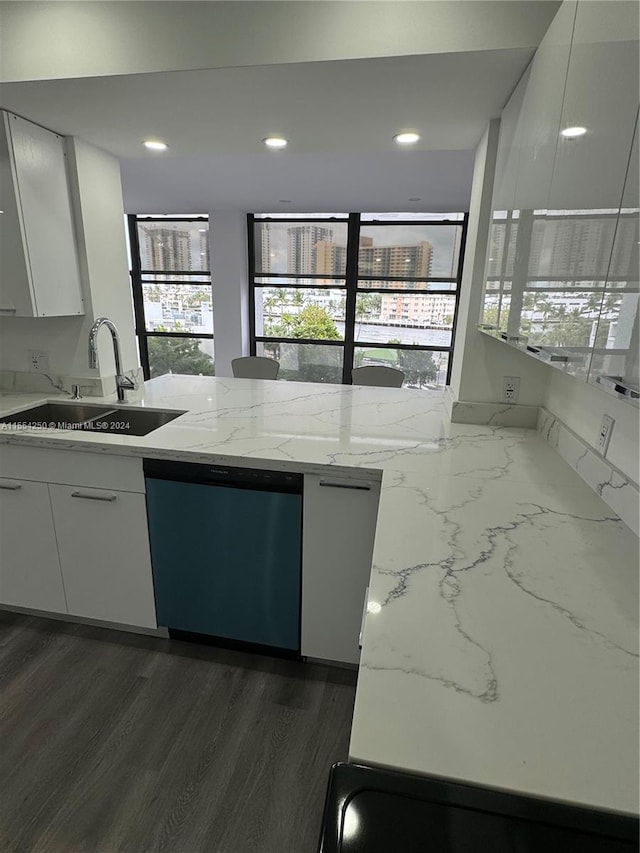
319, 478, 372, 491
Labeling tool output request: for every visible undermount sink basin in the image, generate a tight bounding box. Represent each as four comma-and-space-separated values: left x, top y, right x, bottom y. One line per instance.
88, 407, 185, 436
0, 402, 185, 436
0, 401, 114, 427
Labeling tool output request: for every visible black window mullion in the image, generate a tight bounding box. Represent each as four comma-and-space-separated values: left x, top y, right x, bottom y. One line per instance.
247, 214, 257, 355
342, 212, 360, 383
447, 212, 469, 384
145, 332, 213, 340
128, 214, 151, 381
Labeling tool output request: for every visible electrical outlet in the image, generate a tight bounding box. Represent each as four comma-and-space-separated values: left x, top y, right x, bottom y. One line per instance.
596, 414, 614, 456
502, 376, 520, 403
29, 350, 50, 373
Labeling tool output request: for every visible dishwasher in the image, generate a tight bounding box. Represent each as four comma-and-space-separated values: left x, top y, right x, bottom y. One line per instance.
144, 459, 303, 654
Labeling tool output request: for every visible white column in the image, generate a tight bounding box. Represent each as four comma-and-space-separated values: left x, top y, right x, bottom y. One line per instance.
209, 211, 250, 377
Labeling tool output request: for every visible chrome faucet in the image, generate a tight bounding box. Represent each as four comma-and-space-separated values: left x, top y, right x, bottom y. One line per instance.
88, 317, 136, 403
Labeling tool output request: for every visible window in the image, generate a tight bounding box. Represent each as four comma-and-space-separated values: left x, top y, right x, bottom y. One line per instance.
128, 216, 214, 379
249, 212, 467, 387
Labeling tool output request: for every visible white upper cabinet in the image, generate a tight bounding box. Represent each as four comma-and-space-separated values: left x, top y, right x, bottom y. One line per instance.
548, 1, 639, 211
512, 0, 577, 213
0, 111, 84, 317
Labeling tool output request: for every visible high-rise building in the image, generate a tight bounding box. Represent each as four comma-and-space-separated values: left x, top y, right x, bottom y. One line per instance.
315, 240, 347, 275
260, 223, 271, 272
198, 228, 210, 270
139, 226, 191, 271
358, 240, 433, 280
287, 225, 335, 274
314, 236, 434, 282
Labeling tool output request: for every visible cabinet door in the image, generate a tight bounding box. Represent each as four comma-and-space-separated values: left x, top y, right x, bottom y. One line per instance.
0, 111, 84, 317
49, 485, 157, 629
302, 474, 380, 664
0, 478, 67, 613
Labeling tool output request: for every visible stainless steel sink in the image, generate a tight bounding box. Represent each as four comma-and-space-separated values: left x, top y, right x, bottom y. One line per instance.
0, 402, 185, 436
88, 407, 185, 436
0, 402, 114, 427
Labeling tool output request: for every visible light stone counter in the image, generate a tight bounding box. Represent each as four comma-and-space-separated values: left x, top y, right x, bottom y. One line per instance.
0, 375, 637, 815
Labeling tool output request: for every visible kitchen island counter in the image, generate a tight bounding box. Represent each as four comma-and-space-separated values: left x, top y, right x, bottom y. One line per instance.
0, 374, 637, 816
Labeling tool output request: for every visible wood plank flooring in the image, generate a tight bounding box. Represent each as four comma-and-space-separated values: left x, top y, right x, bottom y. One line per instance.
0, 611, 357, 853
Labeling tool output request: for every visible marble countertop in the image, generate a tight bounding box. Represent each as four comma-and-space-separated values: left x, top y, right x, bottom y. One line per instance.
0, 375, 637, 815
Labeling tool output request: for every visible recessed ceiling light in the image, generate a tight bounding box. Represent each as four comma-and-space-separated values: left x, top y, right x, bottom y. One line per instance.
393, 132, 421, 145
143, 139, 168, 151
263, 137, 288, 149
561, 126, 587, 138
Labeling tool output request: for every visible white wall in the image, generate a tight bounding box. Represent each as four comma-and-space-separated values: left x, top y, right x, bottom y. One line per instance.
209, 211, 250, 377
0, 1, 559, 83
0, 137, 137, 388
544, 372, 639, 484
450, 119, 549, 407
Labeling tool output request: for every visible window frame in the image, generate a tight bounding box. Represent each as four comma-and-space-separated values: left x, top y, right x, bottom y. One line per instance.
128, 215, 213, 380
248, 212, 468, 386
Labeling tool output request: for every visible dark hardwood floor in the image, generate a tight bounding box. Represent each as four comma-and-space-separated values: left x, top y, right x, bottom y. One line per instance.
0, 611, 357, 853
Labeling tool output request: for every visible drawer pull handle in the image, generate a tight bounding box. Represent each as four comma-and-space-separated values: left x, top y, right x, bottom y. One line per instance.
71, 491, 117, 502
319, 479, 371, 491
0, 308, 17, 314
0, 482, 22, 491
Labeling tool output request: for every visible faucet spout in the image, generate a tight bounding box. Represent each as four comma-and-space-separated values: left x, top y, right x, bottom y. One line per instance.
88, 317, 137, 402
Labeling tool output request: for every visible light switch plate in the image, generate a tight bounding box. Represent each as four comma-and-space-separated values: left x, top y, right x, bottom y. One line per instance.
596, 414, 614, 456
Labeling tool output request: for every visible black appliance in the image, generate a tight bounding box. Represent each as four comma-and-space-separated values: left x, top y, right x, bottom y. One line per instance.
318, 763, 638, 852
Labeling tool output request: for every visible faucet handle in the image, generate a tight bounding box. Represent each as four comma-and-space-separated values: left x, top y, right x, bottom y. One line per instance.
71, 384, 82, 399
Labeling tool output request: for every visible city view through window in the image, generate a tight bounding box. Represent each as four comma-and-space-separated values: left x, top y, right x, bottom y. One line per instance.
250, 213, 467, 387
129, 217, 214, 380
482, 207, 639, 384
128, 213, 468, 387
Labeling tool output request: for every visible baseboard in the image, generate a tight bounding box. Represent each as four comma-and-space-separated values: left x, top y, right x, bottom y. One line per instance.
538, 407, 639, 537
0, 603, 169, 637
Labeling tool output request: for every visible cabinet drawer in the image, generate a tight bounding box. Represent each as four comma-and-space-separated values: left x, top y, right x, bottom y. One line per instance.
0, 445, 144, 493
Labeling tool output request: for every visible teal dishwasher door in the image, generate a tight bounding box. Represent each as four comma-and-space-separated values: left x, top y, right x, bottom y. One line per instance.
145, 477, 302, 651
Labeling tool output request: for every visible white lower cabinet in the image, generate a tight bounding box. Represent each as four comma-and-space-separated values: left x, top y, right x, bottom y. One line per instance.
302, 473, 381, 665
0, 446, 156, 630
49, 485, 157, 629
0, 477, 67, 613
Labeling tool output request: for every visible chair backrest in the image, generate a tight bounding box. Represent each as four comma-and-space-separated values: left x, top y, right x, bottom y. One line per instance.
351, 365, 405, 388
231, 356, 280, 380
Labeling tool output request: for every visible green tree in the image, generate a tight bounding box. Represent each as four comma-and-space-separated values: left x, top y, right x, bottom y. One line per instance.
398, 349, 439, 387
355, 293, 382, 321
148, 336, 214, 378
266, 304, 341, 340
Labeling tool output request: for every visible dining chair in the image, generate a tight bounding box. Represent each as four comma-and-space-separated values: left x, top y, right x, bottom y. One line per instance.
231, 356, 280, 380
351, 365, 405, 388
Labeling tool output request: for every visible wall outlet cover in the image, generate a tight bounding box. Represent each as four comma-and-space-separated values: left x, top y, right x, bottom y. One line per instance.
29, 350, 50, 373
596, 414, 614, 456
502, 375, 520, 403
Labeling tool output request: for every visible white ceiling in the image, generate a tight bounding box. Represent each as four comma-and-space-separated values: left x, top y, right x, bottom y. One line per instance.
0, 5, 561, 213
